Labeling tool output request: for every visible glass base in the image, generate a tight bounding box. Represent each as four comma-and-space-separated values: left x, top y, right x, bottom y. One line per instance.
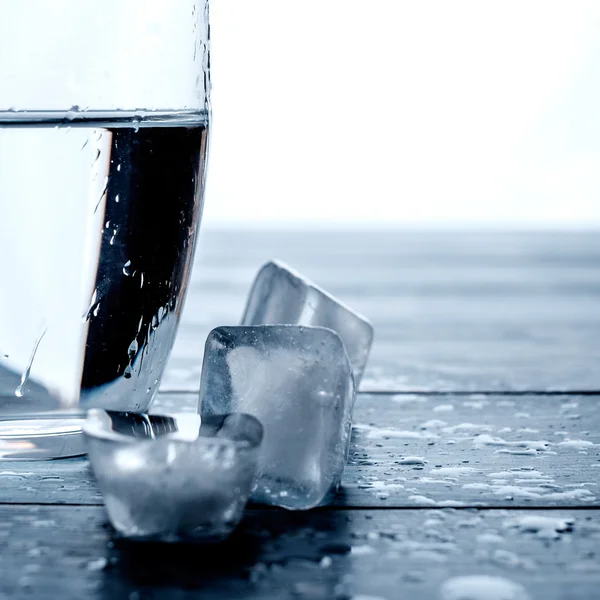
0, 415, 86, 460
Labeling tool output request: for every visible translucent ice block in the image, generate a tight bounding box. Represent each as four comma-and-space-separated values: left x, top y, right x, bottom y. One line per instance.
241, 261, 374, 386
83, 409, 263, 542
199, 325, 356, 510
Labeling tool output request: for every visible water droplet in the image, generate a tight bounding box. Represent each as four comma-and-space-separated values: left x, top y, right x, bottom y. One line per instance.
105, 220, 111, 228
146, 387, 151, 394
128, 339, 138, 359
123, 365, 132, 379
140, 272, 144, 288
93, 303, 100, 317
123, 260, 132, 276
440, 575, 531, 600
86, 558, 107, 572
2, 354, 8, 359
117, 164, 121, 172
66, 105, 80, 120
82, 290, 98, 322
15, 329, 47, 398
109, 228, 118, 245
115, 194, 120, 203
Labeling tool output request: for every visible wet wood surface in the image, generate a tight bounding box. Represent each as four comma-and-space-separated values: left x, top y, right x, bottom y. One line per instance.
0, 505, 599, 600
1, 393, 599, 509
1, 230, 599, 599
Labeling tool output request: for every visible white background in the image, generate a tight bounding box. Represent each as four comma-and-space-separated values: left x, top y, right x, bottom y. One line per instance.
203, 0, 600, 229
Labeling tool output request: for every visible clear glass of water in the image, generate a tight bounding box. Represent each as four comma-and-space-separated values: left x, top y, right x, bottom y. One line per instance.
0, 1, 211, 458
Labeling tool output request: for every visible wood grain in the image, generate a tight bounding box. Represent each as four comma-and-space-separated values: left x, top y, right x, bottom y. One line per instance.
2, 393, 598, 508
0, 505, 598, 600
161, 230, 600, 393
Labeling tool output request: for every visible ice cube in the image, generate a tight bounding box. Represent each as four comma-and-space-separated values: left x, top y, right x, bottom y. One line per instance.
83, 409, 263, 542
199, 325, 356, 510
242, 261, 373, 386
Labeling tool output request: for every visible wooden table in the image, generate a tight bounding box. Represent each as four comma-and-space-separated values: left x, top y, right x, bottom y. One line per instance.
1, 230, 599, 599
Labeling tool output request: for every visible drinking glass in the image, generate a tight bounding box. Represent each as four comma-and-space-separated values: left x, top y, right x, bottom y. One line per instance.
0, 0, 211, 458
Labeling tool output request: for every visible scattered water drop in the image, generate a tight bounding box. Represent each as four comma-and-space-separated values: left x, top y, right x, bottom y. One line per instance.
503, 515, 574, 540
115, 194, 120, 203
86, 557, 107, 572
15, 329, 47, 398
117, 163, 121, 172
123, 260, 132, 276
93, 303, 100, 318
398, 456, 426, 465
140, 272, 144, 288
440, 575, 531, 600
123, 365, 133, 379
350, 544, 376, 556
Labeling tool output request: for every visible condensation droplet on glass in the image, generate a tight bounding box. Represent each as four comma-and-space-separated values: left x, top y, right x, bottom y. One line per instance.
146, 387, 151, 395
117, 164, 121, 172
132, 114, 142, 133
82, 289, 98, 321
128, 339, 139, 359
123, 260, 132, 276
115, 194, 120, 203
81, 138, 89, 151
137, 315, 144, 333
123, 365, 133, 379
15, 329, 47, 398
66, 105, 80, 120
105, 220, 110, 229
93, 149, 101, 164
140, 273, 144, 288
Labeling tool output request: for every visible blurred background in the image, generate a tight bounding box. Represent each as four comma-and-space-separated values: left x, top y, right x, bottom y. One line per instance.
203, 0, 600, 230
165, 0, 600, 394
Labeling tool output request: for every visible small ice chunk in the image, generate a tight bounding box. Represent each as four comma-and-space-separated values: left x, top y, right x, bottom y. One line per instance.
83, 410, 263, 541
199, 325, 356, 510
241, 261, 374, 385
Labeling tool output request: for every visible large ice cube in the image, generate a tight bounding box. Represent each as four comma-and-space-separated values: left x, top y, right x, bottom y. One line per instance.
199, 325, 356, 510
241, 261, 374, 386
83, 409, 263, 542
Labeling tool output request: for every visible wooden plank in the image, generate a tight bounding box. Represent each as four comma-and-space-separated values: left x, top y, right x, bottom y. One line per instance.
161, 230, 600, 393
1, 394, 598, 508
0, 505, 598, 599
